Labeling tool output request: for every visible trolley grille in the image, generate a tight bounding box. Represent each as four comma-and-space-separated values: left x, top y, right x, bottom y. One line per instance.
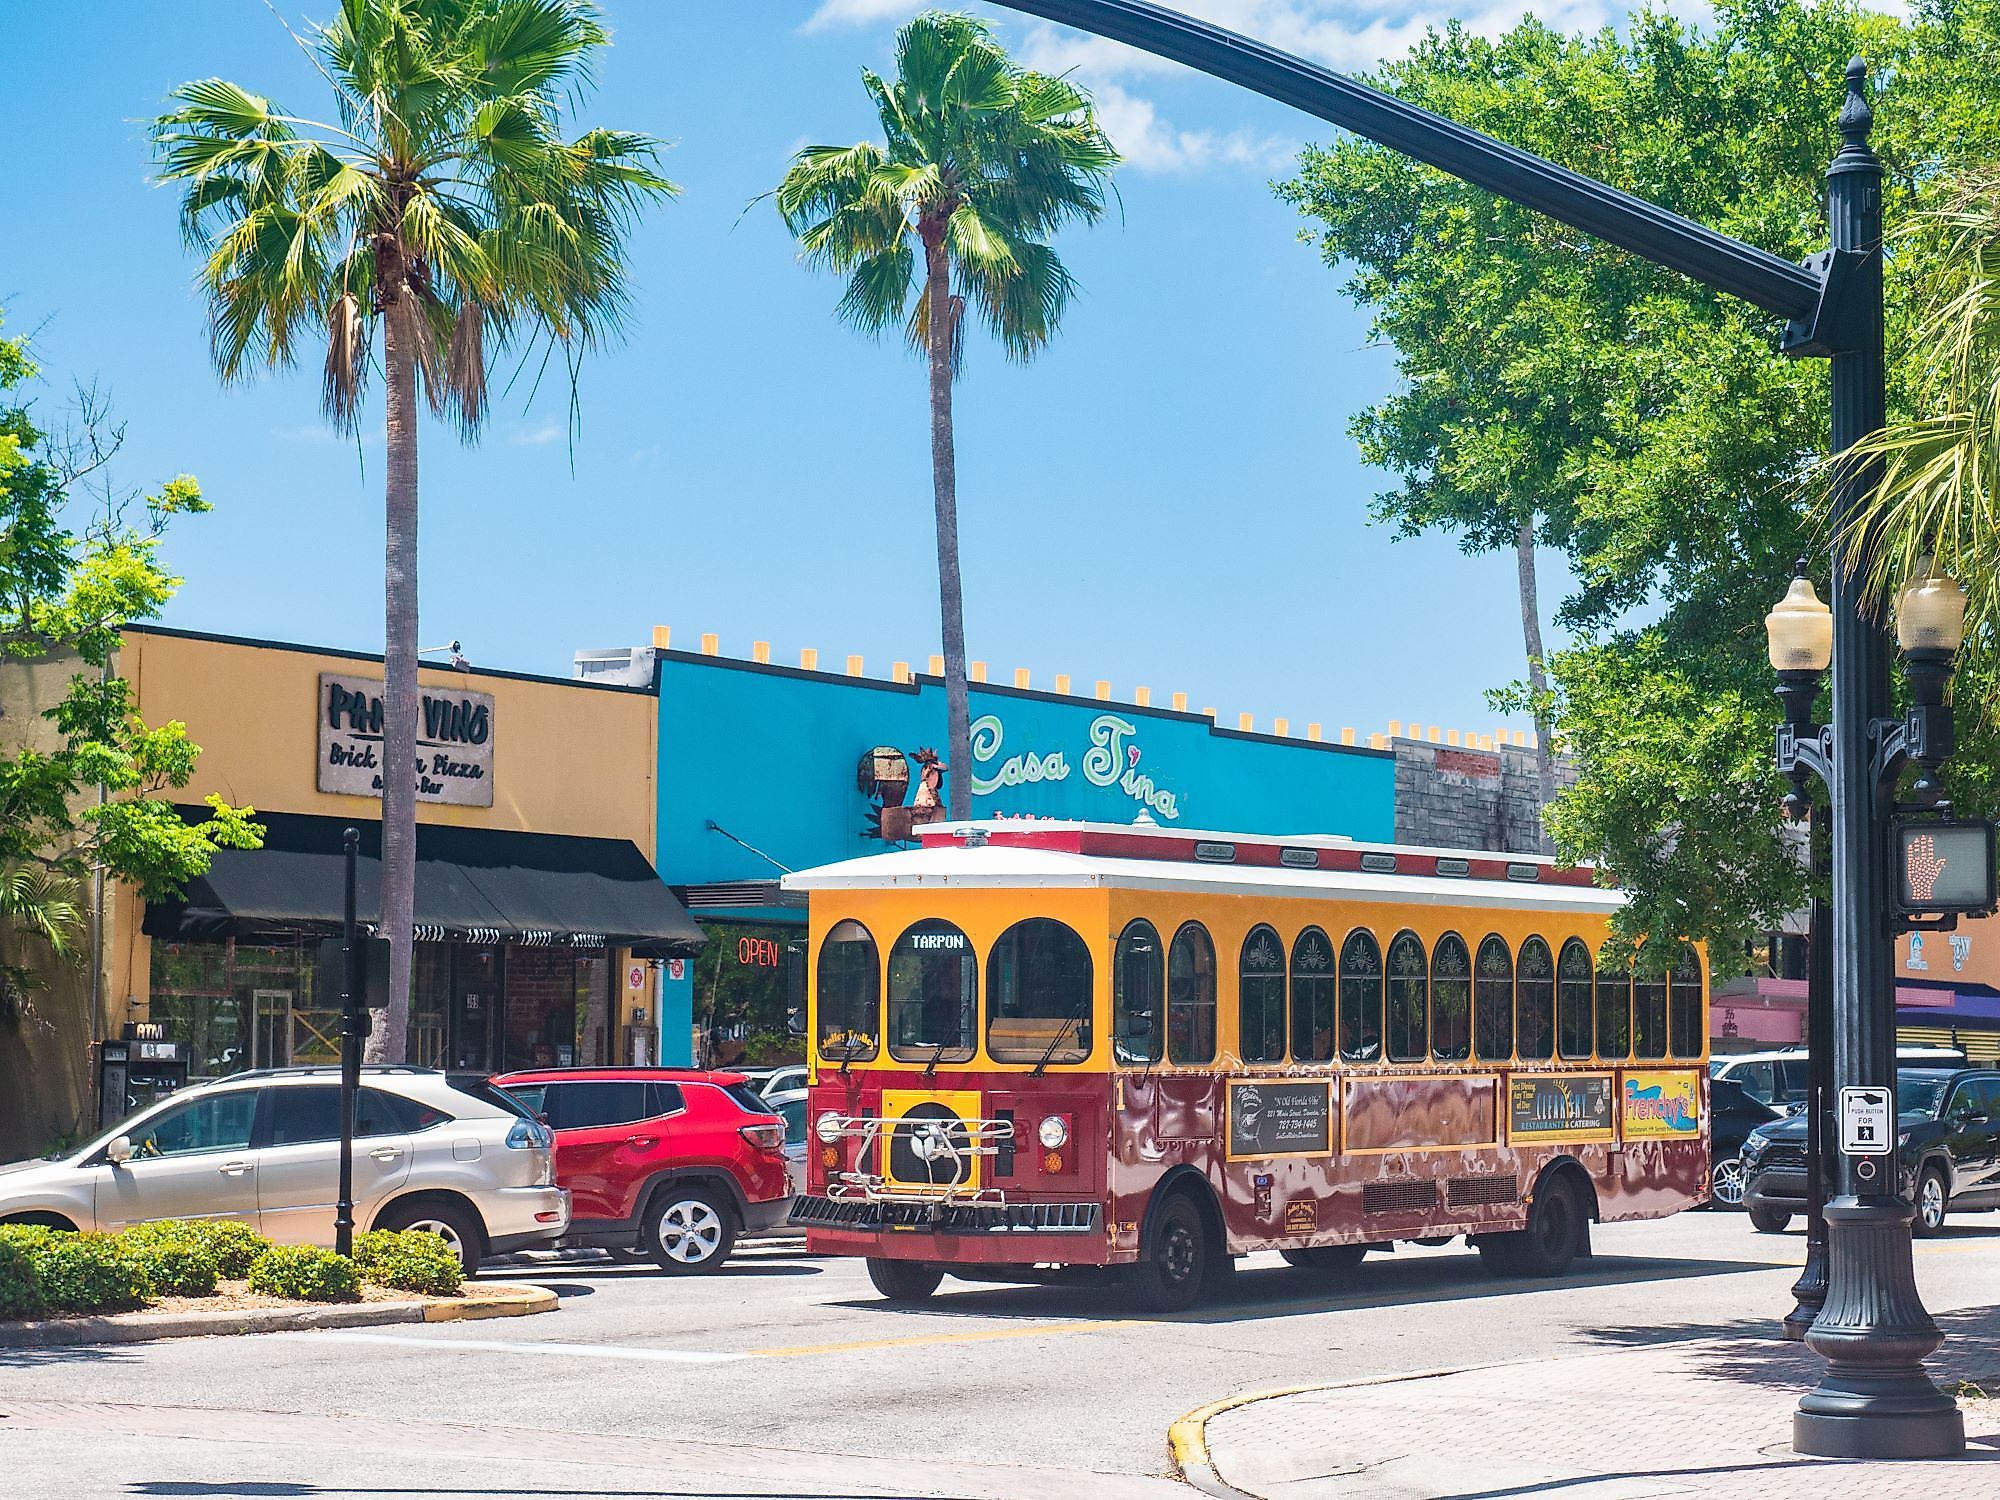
790, 1196, 1099, 1234
1446, 1174, 1519, 1207
1361, 1180, 1440, 1215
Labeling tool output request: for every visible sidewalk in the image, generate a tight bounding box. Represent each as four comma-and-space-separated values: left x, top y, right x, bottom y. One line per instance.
1190, 1304, 2000, 1499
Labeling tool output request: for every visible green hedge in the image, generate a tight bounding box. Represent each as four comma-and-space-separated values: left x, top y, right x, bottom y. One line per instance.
352, 1229, 463, 1297
246, 1244, 360, 1303
0, 1238, 43, 1318
117, 1221, 225, 1298
31, 1235, 150, 1314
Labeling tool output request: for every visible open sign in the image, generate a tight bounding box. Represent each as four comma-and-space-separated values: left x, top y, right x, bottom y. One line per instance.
737, 936, 783, 968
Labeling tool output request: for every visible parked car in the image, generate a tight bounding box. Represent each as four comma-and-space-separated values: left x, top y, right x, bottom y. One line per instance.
495, 1067, 792, 1273
1741, 1066, 2000, 1234
732, 1065, 809, 1099
1711, 1045, 1967, 1115
1708, 1076, 1784, 1209
0, 1067, 567, 1272
765, 1086, 808, 1197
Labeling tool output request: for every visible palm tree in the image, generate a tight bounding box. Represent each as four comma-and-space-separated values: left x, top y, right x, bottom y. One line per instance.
776, 11, 1118, 820
1830, 168, 2000, 635
155, 0, 675, 1059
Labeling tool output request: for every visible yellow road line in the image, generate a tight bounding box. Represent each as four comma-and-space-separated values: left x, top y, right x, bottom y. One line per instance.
754, 1317, 1153, 1359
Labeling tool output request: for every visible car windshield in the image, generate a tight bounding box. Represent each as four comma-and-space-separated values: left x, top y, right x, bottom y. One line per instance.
1897, 1072, 1952, 1118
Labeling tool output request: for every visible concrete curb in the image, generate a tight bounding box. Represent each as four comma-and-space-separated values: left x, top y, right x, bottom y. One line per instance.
0, 1283, 556, 1349
1166, 1363, 1508, 1499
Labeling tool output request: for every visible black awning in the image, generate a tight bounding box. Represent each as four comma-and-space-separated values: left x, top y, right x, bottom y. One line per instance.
144, 809, 705, 956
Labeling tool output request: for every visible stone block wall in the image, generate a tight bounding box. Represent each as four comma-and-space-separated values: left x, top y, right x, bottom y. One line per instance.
1391, 738, 1575, 856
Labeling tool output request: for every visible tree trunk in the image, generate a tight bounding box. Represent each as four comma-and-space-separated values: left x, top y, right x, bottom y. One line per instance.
923, 231, 972, 821
1515, 514, 1558, 853
368, 289, 419, 1063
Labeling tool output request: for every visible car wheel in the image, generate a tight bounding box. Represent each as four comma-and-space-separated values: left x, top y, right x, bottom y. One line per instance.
1915, 1166, 1949, 1237
644, 1185, 736, 1273
1281, 1244, 1368, 1271
1129, 1193, 1208, 1312
866, 1257, 944, 1303
1747, 1204, 1792, 1234
377, 1199, 484, 1275
1710, 1158, 1747, 1209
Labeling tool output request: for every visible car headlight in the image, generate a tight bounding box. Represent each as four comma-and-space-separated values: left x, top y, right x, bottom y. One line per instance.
816, 1111, 844, 1144
1741, 1133, 1769, 1164
1038, 1114, 1069, 1150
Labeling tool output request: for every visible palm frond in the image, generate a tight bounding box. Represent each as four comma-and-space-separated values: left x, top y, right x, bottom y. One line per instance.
323, 291, 368, 429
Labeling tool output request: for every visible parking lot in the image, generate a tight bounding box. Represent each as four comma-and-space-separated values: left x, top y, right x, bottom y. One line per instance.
5, 1210, 1999, 1498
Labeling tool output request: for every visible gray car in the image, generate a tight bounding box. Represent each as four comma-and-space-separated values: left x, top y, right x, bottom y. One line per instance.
0, 1067, 569, 1272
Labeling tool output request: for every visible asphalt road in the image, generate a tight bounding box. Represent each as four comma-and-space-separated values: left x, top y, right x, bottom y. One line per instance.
4, 1211, 1999, 1498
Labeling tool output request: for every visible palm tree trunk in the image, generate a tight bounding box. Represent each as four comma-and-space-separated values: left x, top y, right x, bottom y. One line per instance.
368, 290, 419, 1063
1515, 514, 1557, 851
923, 233, 972, 821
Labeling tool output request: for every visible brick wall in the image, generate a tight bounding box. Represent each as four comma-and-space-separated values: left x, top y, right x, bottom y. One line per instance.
1391, 738, 1575, 856
503, 946, 577, 1071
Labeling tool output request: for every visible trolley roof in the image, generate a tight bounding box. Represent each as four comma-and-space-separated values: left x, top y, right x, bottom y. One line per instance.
781, 819, 1624, 915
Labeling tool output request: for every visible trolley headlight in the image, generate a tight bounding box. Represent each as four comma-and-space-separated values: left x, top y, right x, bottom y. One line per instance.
815, 1111, 844, 1145
1038, 1114, 1069, 1150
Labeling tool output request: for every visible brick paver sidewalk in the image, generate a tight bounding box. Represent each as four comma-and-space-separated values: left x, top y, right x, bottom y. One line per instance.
1200, 1305, 2000, 1498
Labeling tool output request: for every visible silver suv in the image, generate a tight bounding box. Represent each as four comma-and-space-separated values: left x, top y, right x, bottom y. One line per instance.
0, 1067, 568, 1272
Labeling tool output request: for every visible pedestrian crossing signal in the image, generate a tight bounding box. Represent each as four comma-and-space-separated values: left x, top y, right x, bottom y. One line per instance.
1893, 819, 1997, 917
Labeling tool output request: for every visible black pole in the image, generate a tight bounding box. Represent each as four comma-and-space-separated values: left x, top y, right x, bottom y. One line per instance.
1792, 63, 1961, 1458
335, 826, 361, 1258
1783, 825, 1833, 1340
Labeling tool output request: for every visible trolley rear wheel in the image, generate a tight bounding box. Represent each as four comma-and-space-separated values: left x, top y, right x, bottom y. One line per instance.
866, 1257, 943, 1303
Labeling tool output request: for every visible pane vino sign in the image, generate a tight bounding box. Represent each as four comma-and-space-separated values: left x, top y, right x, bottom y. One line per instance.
317, 672, 495, 808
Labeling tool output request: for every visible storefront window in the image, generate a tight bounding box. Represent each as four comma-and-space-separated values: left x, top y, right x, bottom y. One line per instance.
986, 918, 1092, 1064
817, 920, 880, 1062
1112, 920, 1164, 1064
887, 918, 976, 1063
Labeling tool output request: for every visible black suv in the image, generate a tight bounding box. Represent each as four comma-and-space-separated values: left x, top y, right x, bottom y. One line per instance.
1741, 1067, 2000, 1234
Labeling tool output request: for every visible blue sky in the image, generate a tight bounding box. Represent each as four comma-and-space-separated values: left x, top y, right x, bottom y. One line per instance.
1, 0, 1614, 743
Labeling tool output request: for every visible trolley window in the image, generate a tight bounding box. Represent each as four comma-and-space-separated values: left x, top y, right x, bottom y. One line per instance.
1289, 926, 1337, 1063
1168, 922, 1217, 1065
1339, 929, 1383, 1063
816, 919, 880, 1062
1113, 919, 1164, 1064
987, 918, 1093, 1065
1386, 930, 1428, 1062
887, 918, 977, 1064
1474, 936, 1514, 1062
1669, 945, 1704, 1058
1558, 938, 1595, 1059
1239, 925, 1287, 1064
1430, 933, 1472, 1061
1596, 953, 1632, 1061
1632, 962, 1669, 1060
1516, 937, 1555, 1062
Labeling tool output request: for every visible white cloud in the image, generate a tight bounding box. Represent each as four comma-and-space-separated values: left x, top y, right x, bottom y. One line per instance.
801, 0, 1701, 174
507, 421, 565, 446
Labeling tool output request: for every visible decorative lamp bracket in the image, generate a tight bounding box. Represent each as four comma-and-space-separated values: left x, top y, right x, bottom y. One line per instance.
1781, 247, 1872, 358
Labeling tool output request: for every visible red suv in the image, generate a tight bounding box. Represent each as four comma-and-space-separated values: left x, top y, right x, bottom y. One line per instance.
494, 1068, 791, 1273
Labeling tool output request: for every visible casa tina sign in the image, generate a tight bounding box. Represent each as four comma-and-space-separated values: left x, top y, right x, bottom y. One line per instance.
317, 672, 495, 808
968, 712, 1181, 820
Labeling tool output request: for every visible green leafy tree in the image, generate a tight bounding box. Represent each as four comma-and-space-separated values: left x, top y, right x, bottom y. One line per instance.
153, 0, 676, 1057
0, 313, 260, 1017
776, 11, 1118, 818
1279, 0, 2000, 960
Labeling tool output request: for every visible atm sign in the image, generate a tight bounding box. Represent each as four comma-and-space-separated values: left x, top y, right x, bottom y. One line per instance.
737, 937, 783, 968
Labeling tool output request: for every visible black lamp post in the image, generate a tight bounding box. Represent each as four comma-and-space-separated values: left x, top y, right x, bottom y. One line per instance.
1766, 542, 1969, 1456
